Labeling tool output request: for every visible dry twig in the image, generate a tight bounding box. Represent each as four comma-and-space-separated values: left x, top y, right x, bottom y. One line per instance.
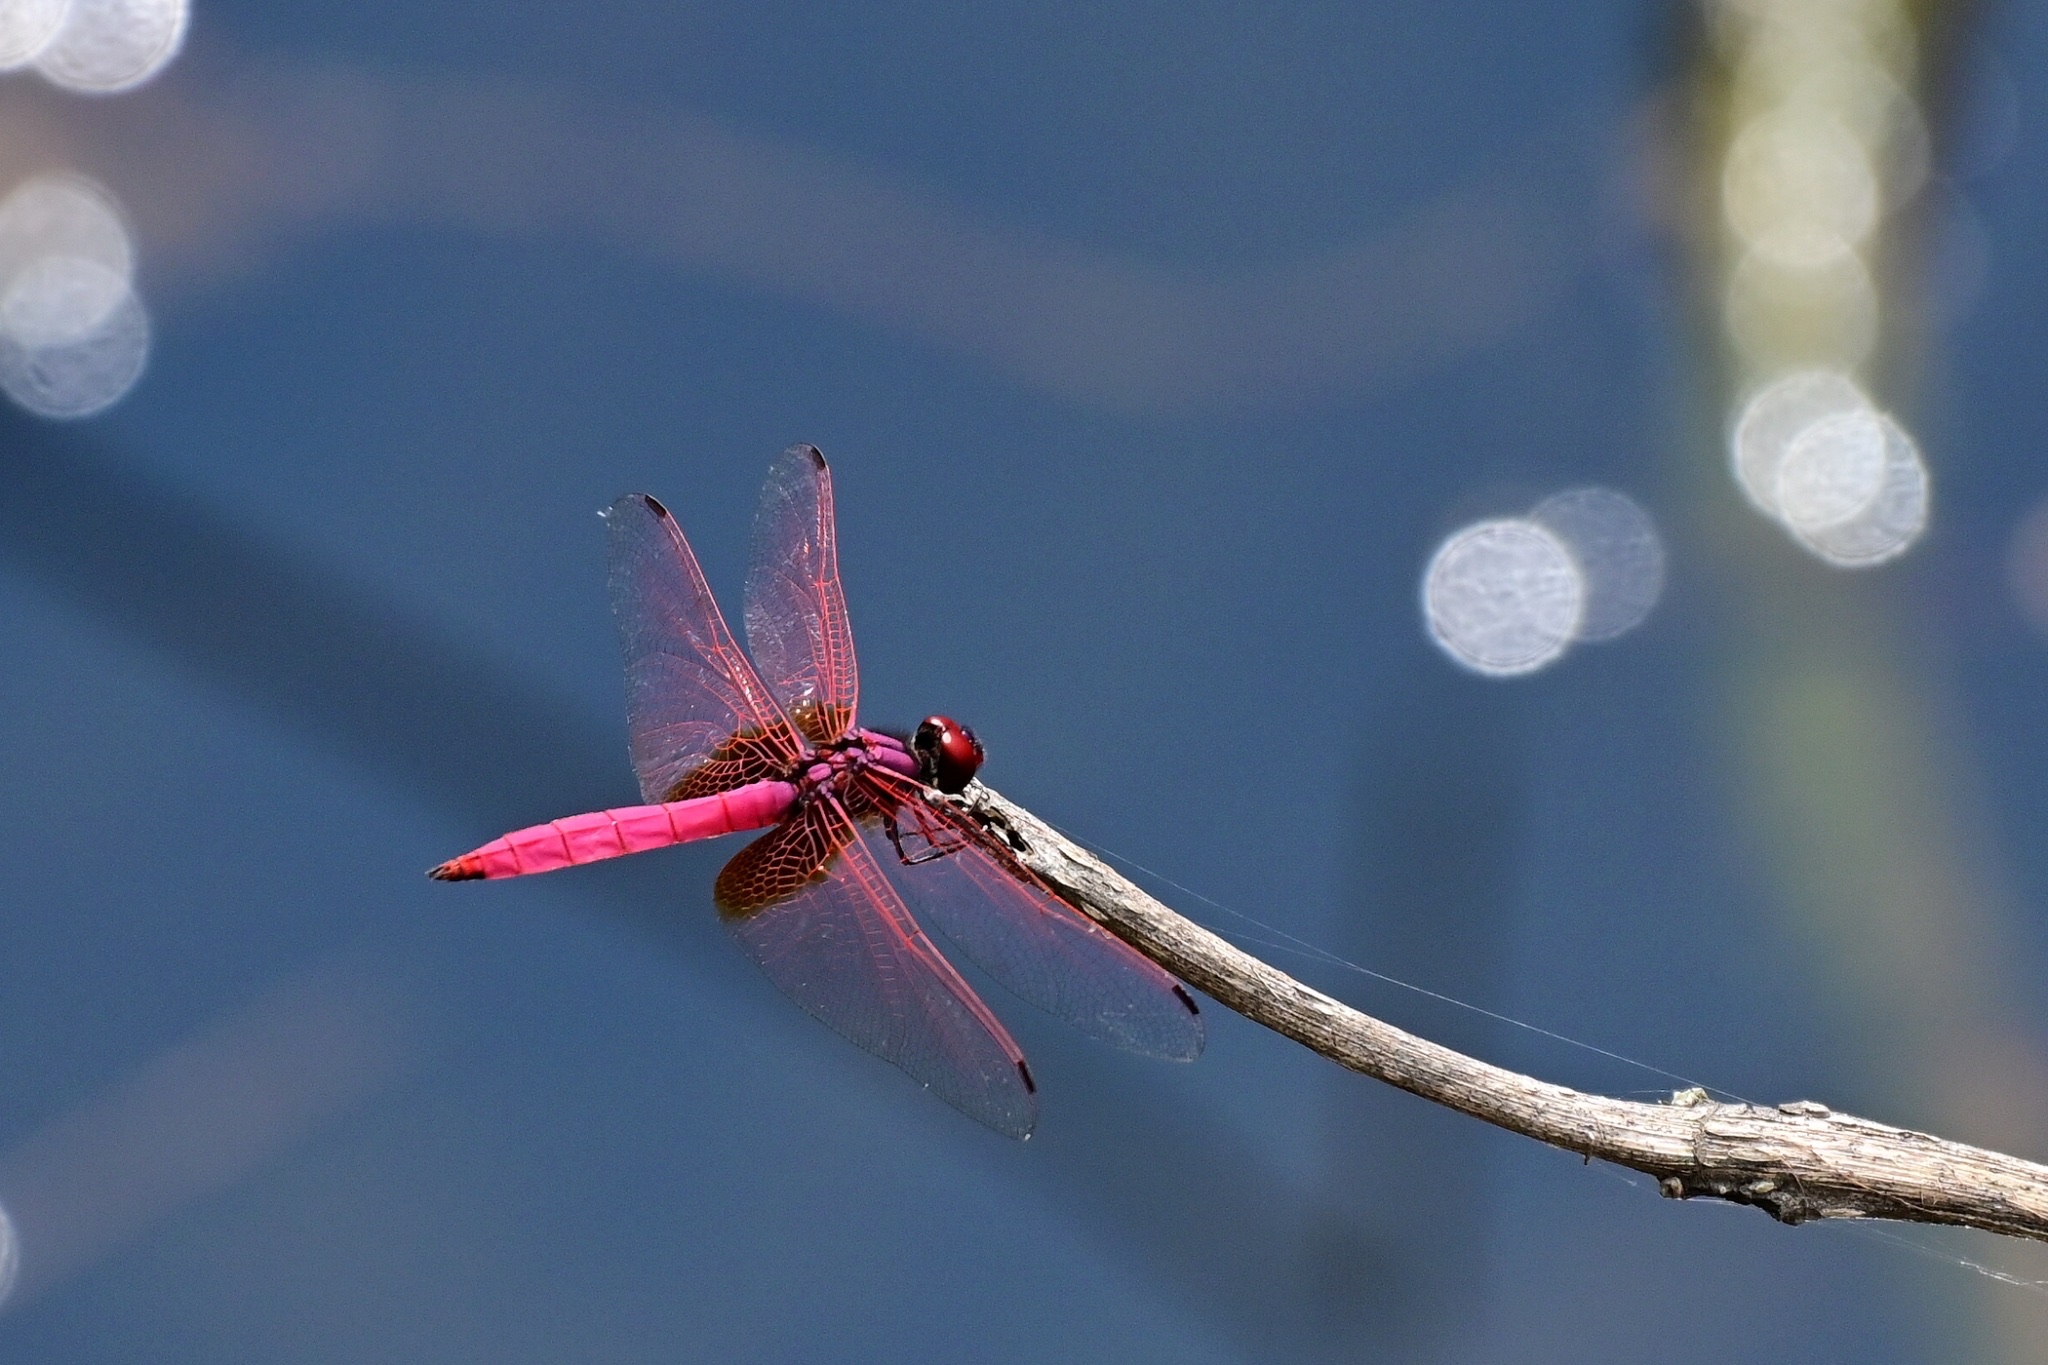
957, 782, 2048, 1243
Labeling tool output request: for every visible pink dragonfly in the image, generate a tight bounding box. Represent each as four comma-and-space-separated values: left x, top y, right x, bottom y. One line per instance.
431, 444, 1201, 1136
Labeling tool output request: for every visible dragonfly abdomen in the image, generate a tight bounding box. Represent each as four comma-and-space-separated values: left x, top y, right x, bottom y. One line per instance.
429, 781, 799, 880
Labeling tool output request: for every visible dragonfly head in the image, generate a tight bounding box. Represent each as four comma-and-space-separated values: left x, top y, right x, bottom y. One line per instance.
913, 715, 985, 794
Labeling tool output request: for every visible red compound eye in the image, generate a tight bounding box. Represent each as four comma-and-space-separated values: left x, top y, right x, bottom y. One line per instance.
913, 715, 985, 793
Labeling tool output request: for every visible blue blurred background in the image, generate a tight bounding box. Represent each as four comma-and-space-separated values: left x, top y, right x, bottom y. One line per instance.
4, 0, 2048, 1360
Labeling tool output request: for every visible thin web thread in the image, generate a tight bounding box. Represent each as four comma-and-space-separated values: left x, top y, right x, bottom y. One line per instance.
1840, 1225, 2048, 1295
1054, 821, 1753, 1104
1049, 823, 2048, 1294
1579, 1147, 2048, 1297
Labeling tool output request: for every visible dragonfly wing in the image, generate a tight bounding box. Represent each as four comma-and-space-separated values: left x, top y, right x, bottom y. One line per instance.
606, 493, 805, 803
744, 444, 858, 746
859, 776, 1204, 1062
718, 796, 1037, 1138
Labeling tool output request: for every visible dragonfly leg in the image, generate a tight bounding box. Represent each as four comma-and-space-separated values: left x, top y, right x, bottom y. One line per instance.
940, 795, 1029, 854
882, 811, 971, 866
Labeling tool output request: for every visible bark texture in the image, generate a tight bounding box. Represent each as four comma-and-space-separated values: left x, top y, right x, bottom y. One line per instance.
957, 782, 2048, 1243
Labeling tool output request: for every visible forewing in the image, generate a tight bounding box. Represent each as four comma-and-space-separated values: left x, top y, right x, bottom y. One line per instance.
606, 494, 805, 804
858, 774, 1204, 1061
717, 796, 1037, 1138
744, 445, 858, 745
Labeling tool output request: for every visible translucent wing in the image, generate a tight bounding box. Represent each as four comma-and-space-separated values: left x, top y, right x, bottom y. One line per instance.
744, 444, 858, 746
716, 794, 1038, 1138
857, 771, 1204, 1062
606, 494, 805, 803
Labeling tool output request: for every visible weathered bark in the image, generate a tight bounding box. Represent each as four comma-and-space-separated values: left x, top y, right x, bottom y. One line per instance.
957, 782, 2048, 1243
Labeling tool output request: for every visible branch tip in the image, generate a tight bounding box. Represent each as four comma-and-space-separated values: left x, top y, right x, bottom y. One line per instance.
962, 780, 2048, 1246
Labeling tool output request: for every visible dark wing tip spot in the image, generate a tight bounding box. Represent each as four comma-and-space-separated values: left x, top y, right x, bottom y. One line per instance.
1017, 1059, 1037, 1094
643, 494, 672, 519
795, 443, 826, 468
427, 861, 479, 881
1172, 984, 1200, 1015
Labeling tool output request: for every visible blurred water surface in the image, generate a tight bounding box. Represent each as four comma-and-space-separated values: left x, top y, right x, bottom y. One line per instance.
3, 2, 2048, 1362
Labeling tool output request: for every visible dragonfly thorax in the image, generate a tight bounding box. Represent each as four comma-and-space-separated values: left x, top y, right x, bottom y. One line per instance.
790, 729, 922, 795
436, 449, 1203, 1142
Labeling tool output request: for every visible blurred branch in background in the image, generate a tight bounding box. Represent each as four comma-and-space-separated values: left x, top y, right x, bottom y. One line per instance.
1660, 1, 2048, 1360
0, 52, 1593, 416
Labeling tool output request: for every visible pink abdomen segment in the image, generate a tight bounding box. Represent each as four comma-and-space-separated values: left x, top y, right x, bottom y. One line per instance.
429, 781, 799, 880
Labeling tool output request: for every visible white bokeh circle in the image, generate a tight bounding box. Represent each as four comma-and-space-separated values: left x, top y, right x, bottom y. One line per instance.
33, 0, 185, 93
1776, 409, 1889, 533
1422, 519, 1584, 677
1788, 411, 1928, 567
1731, 369, 1872, 519
0, 0, 70, 70
0, 277, 149, 417
1529, 487, 1665, 643
0, 174, 148, 418
0, 1198, 17, 1310
0, 175, 132, 290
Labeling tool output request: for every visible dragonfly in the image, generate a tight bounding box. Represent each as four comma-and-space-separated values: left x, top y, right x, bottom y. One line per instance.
430, 444, 1202, 1136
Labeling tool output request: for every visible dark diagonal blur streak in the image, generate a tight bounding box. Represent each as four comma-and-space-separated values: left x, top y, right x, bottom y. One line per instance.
0, 413, 1383, 1363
